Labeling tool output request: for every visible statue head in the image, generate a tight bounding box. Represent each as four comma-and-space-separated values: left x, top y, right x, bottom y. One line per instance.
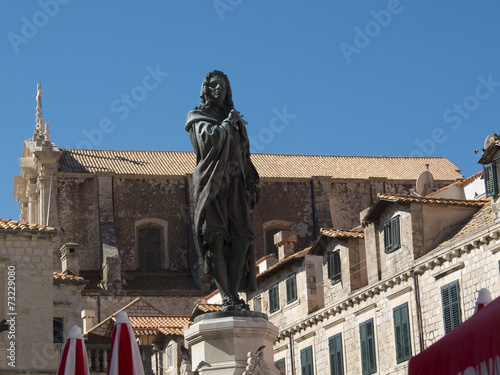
197, 70, 234, 114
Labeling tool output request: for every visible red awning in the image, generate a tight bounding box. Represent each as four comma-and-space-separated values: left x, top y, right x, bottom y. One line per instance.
408, 296, 500, 374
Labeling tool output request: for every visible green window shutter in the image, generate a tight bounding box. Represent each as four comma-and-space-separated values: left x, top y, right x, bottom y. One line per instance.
360, 322, 368, 375
360, 319, 377, 375
333, 251, 341, 283
484, 163, 498, 197
328, 251, 334, 279
393, 303, 412, 363
329, 333, 344, 375
269, 284, 279, 313
393, 217, 400, 250
401, 304, 411, 360
300, 346, 314, 375
328, 250, 341, 284
274, 358, 285, 374
441, 280, 462, 334
286, 273, 297, 304
384, 217, 401, 253
366, 320, 376, 373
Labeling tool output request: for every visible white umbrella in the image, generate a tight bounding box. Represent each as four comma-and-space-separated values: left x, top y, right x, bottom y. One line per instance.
474, 288, 492, 313
107, 311, 145, 375
57, 325, 90, 375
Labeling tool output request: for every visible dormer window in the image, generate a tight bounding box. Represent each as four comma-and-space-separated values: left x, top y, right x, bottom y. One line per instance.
384, 216, 401, 253
327, 250, 341, 285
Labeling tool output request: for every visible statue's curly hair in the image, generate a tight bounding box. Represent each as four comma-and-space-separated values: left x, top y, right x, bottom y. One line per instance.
196, 70, 234, 117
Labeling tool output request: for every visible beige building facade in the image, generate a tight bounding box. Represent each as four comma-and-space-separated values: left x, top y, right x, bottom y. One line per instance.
247, 171, 498, 374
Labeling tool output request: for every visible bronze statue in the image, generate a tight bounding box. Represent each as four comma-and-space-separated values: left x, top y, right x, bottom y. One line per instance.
185, 70, 260, 311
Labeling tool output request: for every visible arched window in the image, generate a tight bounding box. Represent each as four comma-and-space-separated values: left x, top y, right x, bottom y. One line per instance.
135, 218, 168, 270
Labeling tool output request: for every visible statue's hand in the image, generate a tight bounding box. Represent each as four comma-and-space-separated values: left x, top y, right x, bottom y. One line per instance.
227, 109, 242, 125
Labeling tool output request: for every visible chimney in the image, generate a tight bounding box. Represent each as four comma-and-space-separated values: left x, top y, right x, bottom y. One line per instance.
60, 243, 80, 275
274, 231, 297, 260
81, 310, 96, 334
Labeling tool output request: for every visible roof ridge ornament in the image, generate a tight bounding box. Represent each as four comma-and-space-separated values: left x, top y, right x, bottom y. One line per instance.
33, 83, 44, 144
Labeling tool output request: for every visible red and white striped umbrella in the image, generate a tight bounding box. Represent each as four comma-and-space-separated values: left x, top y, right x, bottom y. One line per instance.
107, 311, 145, 375
474, 288, 492, 313
57, 325, 90, 375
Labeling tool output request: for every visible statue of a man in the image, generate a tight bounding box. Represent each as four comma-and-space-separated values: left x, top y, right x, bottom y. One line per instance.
185, 70, 260, 311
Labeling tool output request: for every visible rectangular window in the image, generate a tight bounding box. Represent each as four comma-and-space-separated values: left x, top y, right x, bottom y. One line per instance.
328, 250, 341, 285
275, 358, 286, 374
300, 346, 314, 375
329, 333, 344, 375
441, 280, 462, 334
393, 302, 412, 363
359, 319, 377, 375
269, 284, 280, 314
286, 273, 297, 304
384, 216, 401, 253
254, 296, 262, 312
167, 345, 173, 368
53, 317, 64, 343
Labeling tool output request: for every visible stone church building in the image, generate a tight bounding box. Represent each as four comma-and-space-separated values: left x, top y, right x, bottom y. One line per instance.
5, 86, 490, 374
12, 91, 461, 320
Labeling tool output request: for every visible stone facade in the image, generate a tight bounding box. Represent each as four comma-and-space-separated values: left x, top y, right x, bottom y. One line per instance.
0, 224, 59, 374
247, 180, 498, 374
5, 87, 473, 374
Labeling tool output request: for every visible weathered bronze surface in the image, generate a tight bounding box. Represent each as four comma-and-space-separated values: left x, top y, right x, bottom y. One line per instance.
185, 70, 260, 312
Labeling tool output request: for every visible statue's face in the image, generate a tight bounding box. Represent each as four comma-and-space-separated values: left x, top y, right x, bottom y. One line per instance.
209, 75, 226, 106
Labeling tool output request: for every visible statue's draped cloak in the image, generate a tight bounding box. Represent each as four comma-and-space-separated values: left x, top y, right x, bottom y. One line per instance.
185, 109, 258, 292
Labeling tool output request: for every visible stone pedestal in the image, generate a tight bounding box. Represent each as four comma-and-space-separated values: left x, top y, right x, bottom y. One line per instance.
184, 311, 280, 375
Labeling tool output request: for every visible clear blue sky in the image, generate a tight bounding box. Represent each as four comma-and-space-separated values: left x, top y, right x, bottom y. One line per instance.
1, 0, 500, 221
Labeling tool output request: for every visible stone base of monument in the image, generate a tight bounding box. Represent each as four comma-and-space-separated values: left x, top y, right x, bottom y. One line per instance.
184, 311, 281, 375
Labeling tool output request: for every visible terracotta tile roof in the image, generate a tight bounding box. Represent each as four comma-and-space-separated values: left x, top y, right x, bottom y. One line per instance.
435, 203, 493, 250
59, 149, 462, 181
157, 327, 185, 336
53, 272, 87, 285
88, 297, 183, 337
375, 194, 488, 207
256, 254, 279, 265
122, 315, 189, 336
457, 171, 483, 187
196, 304, 222, 313
190, 303, 223, 322
122, 271, 196, 291
79, 270, 197, 291
425, 181, 461, 197
194, 289, 220, 305
321, 228, 364, 239
79, 270, 103, 290
426, 171, 483, 197
257, 247, 310, 278
0, 218, 57, 233
363, 194, 488, 222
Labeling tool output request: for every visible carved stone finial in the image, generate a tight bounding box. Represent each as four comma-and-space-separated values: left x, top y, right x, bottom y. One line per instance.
44, 123, 50, 142
34, 83, 44, 142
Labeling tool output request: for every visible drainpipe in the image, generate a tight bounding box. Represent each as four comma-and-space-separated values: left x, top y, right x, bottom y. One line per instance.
288, 330, 295, 375
412, 269, 425, 352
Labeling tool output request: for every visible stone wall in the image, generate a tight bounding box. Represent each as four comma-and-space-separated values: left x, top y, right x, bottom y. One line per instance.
0, 232, 59, 373
113, 177, 189, 271
57, 177, 100, 270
